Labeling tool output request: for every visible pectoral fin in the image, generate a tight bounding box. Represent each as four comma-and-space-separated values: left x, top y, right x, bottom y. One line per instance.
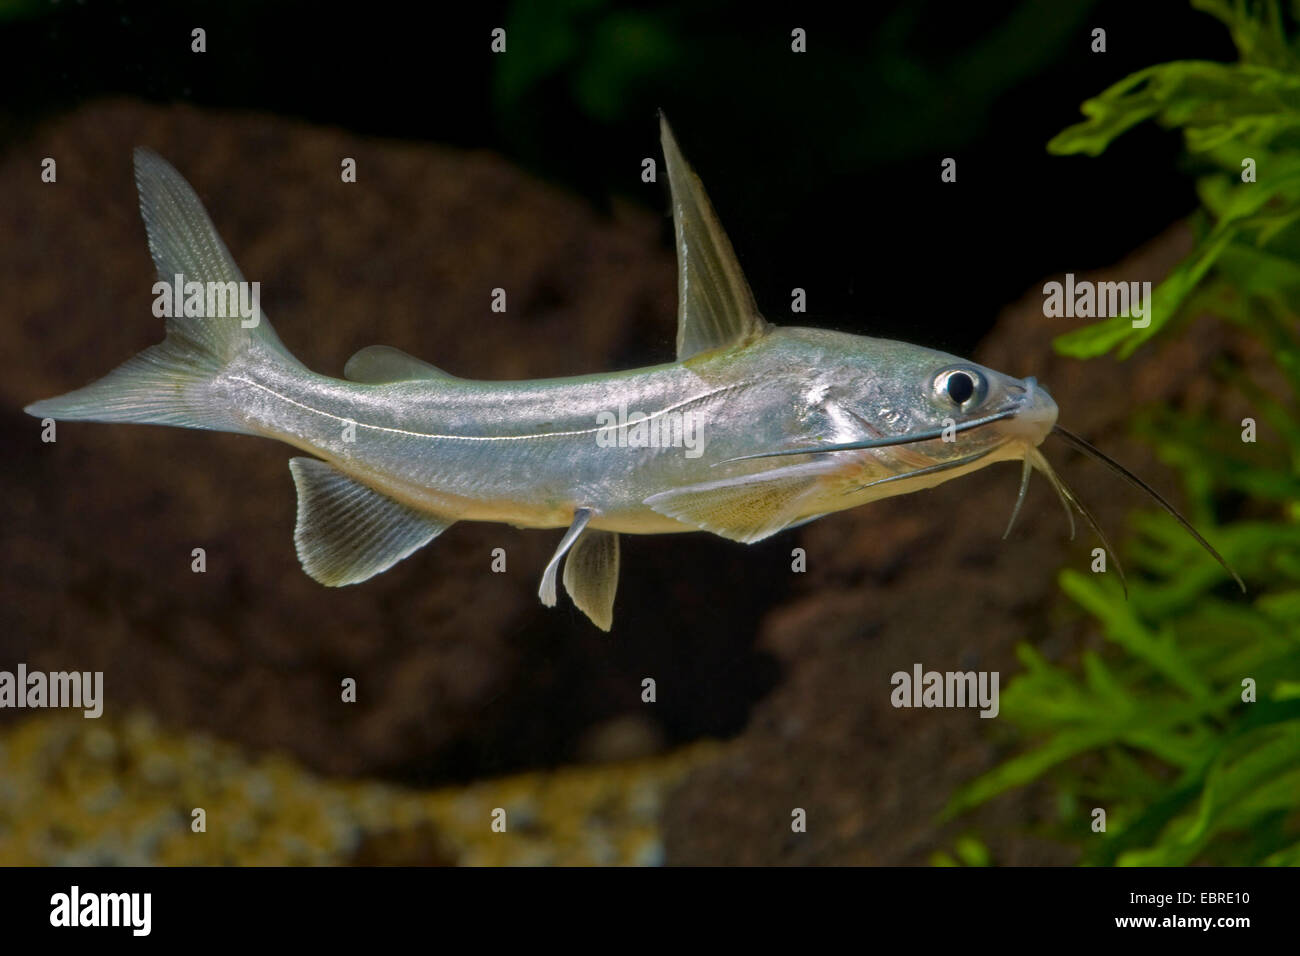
660, 115, 769, 360
643, 461, 837, 544
563, 529, 620, 631
539, 508, 593, 607
289, 457, 453, 586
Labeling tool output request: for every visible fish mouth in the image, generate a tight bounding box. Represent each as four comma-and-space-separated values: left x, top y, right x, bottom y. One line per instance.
1000, 376, 1058, 446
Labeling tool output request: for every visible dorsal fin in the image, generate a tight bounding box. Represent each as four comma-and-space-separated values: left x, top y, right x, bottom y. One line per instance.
660, 115, 768, 361
343, 345, 457, 383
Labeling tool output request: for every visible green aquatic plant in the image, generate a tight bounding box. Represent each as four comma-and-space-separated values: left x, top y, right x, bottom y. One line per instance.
947, 0, 1300, 866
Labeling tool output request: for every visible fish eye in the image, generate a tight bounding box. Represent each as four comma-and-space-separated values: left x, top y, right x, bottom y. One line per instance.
946, 372, 974, 404
933, 367, 986, 408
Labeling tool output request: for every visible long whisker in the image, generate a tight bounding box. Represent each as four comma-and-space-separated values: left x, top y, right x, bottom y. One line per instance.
1002, 455, 1032, 540
1028, 447, 1127, 597
1027, 446, 1075, 540
1051, 425, 1245, 592
713, 405, 1021, 465
841, 444, 1004, 497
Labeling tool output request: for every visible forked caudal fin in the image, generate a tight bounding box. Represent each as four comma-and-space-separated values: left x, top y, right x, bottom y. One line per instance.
24, 148, 301, 433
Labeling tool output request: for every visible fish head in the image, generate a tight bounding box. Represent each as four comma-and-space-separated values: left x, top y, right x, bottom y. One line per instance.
809, 337, 1060, 505
733, 330, 1060, 502
774, 330, 1058, 461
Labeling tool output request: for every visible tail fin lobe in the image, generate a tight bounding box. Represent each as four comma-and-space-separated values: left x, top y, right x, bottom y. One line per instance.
25, 149, 301, 434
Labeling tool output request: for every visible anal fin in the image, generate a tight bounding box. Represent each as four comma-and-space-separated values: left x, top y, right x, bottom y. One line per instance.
289, 457, 453, 586
563, 529, 620, 631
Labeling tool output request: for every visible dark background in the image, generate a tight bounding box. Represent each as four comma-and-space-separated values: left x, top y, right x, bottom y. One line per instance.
2, 0, 1232, 358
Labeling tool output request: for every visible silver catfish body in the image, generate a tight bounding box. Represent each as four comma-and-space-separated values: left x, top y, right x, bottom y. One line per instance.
228, 326, 1051, 534
25, 119, 1059, 630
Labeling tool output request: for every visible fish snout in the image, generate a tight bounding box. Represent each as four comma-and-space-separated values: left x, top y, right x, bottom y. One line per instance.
1005, 376, 1058, 445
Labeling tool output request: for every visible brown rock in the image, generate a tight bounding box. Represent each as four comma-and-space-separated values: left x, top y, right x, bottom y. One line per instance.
661, 226, 1260, 865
